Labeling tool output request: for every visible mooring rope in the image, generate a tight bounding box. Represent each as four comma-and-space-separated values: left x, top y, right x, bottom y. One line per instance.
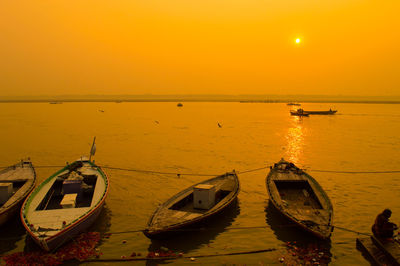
310, 169, 400, 174
82, 247, 277, 262
105, 225, 271, 235
2, 163, 400, 175
100, 223, 371, 237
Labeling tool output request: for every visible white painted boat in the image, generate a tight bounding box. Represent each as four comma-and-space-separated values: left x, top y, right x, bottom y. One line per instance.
0, 160, 36, 226
21, 158, 109, 251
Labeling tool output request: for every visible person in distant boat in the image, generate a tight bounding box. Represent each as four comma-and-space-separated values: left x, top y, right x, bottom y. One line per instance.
372, 209, 398, 238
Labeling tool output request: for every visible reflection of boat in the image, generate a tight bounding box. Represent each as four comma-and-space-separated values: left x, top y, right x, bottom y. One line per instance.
21, 156, 109, 251
0, 160, 36, 226
144, 171, 240, 239
287, 103, 301, 106
177, 103, 183, 107
290, 110, 309, 117
266, 159, 333, 239
302, 109, 337, 115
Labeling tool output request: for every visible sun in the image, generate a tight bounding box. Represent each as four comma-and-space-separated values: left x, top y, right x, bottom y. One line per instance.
295, 38, 301, 44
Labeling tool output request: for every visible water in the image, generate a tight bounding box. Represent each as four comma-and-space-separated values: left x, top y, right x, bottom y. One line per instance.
1, 102, 400, 265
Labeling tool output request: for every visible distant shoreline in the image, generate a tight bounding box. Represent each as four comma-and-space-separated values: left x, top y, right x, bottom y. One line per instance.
1, 99, 400, 104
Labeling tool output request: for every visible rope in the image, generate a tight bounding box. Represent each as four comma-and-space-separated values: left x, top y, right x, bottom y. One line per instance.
310, 169, 400, 174
106, 225, 270, 235
237, 166, 269, 174
102, 224, 372, 237
2, 164, 400, 175
100, 166, 218, 176
83, 248, 277, 262
333, 226, 371, 236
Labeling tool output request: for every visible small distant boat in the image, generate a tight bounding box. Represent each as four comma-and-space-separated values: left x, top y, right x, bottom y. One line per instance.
266, 159, 333, 239
144, 171, 240, 239
290, 110, 309, 117
49, 102, 62, 104
0, 160, 36, 226
287, 103, 301, 106
21, 139, 109, 251
177, 103, 183, 107
302, 109, 337, 115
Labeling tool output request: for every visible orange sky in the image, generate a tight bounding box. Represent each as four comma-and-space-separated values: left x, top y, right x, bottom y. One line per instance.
0, 0, 399, 96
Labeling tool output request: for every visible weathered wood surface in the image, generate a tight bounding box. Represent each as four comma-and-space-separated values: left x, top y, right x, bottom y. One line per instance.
145, 171, 239, 236
371, 236, 400, 266
266, 159, 333, 239
0, 160, 36, 226
357, 237, 399, 266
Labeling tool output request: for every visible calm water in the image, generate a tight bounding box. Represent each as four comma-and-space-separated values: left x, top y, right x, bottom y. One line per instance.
1, 102, 400, 265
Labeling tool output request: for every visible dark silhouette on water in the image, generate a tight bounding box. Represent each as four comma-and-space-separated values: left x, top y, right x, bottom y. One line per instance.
372, 209, 398, 239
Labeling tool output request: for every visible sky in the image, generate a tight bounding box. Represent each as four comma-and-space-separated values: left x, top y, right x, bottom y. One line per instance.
0, 0, 399, 96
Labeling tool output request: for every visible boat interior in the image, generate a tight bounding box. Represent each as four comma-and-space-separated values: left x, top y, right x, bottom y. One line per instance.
169, 189, 231, 213
0, 180, 27, 207
274, 180, 323, 209
35, 171, 97, 211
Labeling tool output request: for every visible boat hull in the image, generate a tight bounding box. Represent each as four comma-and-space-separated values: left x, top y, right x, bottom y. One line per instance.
30, 200, 105, 251
21, 160, 108, 251
145, 172, 240, 239
290, 111, 309, 117
268, 198, 330, 239
0, 201, 24, 226
144, 198, 238, 239
303, 110, 337, 115
266, 159, 333, 240
0, 161, 36, 226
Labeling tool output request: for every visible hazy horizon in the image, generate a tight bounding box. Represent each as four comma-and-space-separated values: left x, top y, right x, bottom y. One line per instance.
2, 93, 400, 103
1, 1, 399, 96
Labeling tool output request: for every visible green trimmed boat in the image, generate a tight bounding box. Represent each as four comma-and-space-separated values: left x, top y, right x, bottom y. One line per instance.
266, 159, 333, 239
21, 157, 109, 251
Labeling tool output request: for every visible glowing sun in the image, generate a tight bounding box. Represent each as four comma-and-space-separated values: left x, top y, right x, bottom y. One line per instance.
295, 38, 301, 44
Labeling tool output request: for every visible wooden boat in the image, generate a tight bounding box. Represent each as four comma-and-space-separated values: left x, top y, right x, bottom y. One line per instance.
266, 159, 333, 239
21, 156, 109, 251
290, 110, 309, 117
0, 160, 36, 226
302, 109, 337, 115
177, 103, 183, 107
144, 171, 240, 239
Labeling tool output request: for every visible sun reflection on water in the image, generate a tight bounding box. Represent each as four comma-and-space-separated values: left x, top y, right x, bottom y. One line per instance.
285, 117, 306, 164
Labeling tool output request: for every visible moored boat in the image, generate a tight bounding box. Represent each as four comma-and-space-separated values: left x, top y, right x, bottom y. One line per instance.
266, 159, 333, 239
0, 160, 36, 226
290, 110, 310, 117
144, 171, 240, 239
21, 140, 109, 251
302, 109, 337, 115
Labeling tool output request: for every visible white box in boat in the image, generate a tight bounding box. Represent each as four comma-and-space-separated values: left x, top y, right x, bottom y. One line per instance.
60, 193, 77, 208
193, 184, 216, 210
0, 182, 13, 205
